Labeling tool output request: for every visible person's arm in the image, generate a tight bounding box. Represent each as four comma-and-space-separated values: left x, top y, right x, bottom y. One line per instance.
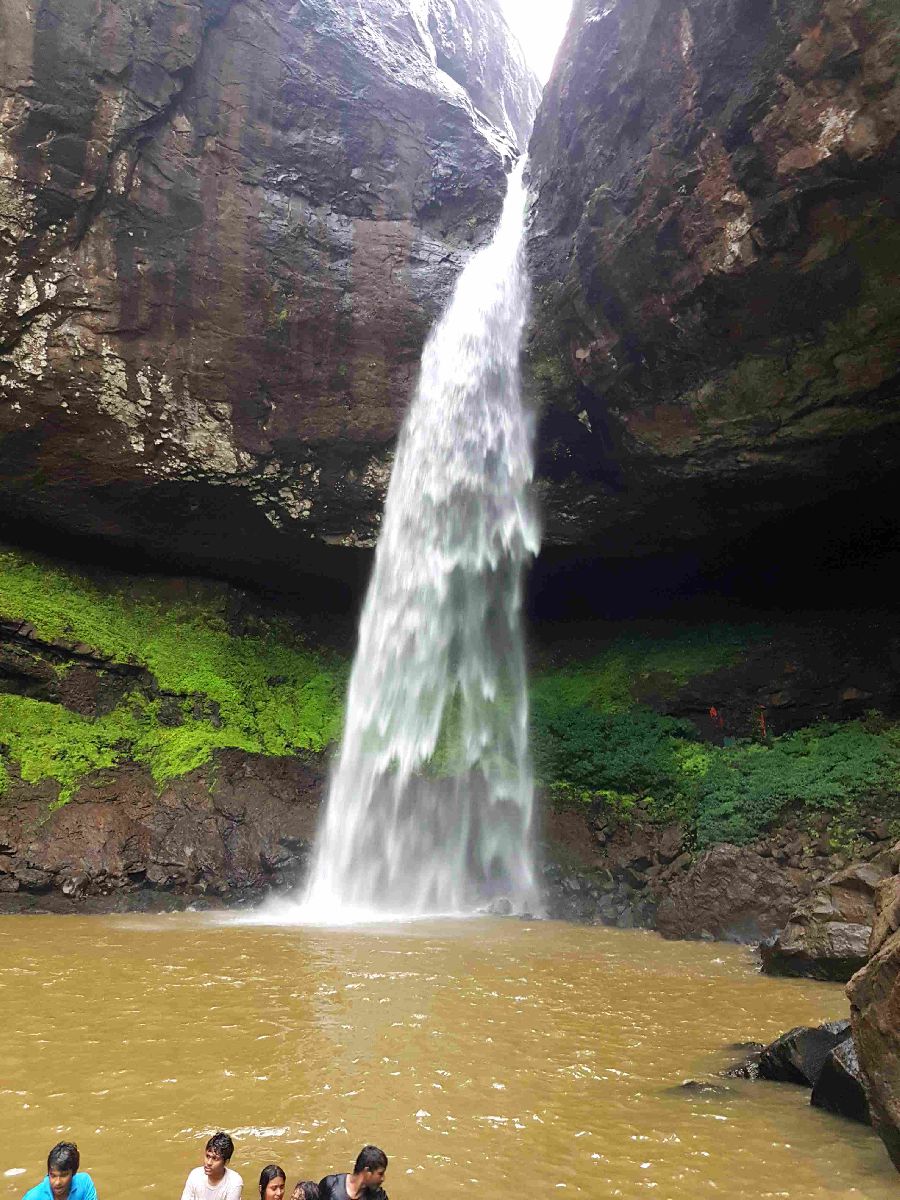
79, 1176, 98, 1200
228, 1173, 243, 1200
180, 1172, 196, 1200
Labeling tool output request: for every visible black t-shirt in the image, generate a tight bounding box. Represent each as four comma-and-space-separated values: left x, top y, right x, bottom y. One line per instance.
317, 1175, 388, 1200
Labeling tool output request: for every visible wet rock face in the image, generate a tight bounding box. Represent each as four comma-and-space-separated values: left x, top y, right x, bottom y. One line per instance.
0, 751, 323, 909
655, 842, 805, 942
811, 1038, 871, 1125
527, 0, 900, 552
761, 847, 899, 981
0, 0, 536, 570
849, 848, 900, 1171
726, 1021, 871, 1125
756, 1020, 851, 1088
426, 0, 541, 148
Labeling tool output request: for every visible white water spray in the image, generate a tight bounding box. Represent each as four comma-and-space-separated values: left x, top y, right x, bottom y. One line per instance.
299, 162, 540, 921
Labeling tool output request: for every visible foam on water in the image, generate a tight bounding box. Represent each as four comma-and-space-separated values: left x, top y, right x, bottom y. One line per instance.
284, 162, 539, 922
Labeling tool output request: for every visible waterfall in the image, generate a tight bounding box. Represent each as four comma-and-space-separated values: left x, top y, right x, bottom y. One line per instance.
300, 161, 540, 921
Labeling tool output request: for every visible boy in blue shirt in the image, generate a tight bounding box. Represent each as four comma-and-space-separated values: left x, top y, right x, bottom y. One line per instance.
22, 1142, 97, 1200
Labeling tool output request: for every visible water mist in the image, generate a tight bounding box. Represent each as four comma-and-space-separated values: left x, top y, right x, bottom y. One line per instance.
300, 162, 539, 921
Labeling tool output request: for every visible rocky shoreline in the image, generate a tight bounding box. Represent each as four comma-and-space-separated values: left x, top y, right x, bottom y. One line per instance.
1, 751, 895, 948
543, 800, 896, 955
0, 751, 322, 914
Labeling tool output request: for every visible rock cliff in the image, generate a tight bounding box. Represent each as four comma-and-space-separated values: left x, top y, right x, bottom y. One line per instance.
849, 849, 900, 1171
527, 0, 900, 552
0, 0, 537, 573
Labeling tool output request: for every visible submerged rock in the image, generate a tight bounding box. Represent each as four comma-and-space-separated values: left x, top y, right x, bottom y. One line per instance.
672, 1080, 733, 1098
722, 1043, 765, 1081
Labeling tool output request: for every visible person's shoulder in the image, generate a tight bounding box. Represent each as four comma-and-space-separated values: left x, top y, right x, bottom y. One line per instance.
317, 1175, 341, 1195
182, 1166, 206, 1193
70, 1175, 97, 1200
224, 1169, 243, 1189
21, 1180, 50, 1200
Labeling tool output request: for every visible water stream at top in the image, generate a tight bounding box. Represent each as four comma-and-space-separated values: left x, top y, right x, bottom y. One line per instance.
297, 162, 539, 921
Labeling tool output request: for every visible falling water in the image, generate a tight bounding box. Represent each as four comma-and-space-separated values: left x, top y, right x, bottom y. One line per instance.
300, 161, 539, 920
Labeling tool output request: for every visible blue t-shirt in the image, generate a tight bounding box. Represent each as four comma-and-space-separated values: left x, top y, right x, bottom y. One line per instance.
22, 1175, 97, 1200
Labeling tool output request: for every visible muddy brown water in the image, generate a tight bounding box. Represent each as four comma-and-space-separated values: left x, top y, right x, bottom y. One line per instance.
0, 915, 895, 1199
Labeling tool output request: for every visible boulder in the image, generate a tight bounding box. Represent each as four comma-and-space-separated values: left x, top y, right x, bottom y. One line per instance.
761, 852, 898, 981
655, 843, 806, 942
848, 848, 900, 1171
757, 1021, 851, 1088
811, 1038, 871, 1125
527, 0, 900, 555
0, 0, 537, 577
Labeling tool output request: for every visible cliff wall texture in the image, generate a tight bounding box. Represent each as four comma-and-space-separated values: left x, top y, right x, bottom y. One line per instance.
0, 0, 536, 570
527, 0, 900, 552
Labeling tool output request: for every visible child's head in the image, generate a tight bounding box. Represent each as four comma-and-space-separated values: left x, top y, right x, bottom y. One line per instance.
259, 1166, 286, 1200
291, 1184, 320, 1200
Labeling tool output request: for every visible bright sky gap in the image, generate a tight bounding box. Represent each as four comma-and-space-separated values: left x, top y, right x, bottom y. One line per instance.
499, 0, 574, 84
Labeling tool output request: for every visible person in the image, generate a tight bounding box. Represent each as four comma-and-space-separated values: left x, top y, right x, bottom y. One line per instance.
180, 1133, 243, 1200
258, 1167, 285, 1200
290, 1185, 319, 1200
318, 1147, 388, 1200
22, 1142, 97, 1200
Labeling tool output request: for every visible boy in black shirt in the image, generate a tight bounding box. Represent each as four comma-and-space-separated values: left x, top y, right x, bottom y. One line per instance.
318, 1147, 388, 1200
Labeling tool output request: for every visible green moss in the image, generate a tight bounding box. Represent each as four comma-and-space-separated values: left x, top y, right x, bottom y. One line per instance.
529, 352, 574, 398
0, 694, 136, 805
531, 627, 899, 848
0, 545, 346, 803
531, 625, 755, 714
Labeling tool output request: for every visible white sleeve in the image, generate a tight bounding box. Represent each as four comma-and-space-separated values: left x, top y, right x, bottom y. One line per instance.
180, 1172, 196, 1200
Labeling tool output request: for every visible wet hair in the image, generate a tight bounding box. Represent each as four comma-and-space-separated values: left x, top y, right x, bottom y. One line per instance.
354, 1147, 388, 1175
291, 1184, 320, 1200
205, 1133, 235, 1163
258, 1165, 286, 1199
47, 1144, 80, 1175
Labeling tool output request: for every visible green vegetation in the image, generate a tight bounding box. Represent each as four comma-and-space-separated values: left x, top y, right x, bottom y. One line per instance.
531, 626, 750, 713
0, 546, 346, 804
531, 631, 900, 848
3, 545, 898, 850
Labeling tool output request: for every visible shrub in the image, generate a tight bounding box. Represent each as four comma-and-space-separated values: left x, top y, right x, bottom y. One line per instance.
694, 722, 900, 846
530, 629, 900, 849
531, 697, 694, 804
